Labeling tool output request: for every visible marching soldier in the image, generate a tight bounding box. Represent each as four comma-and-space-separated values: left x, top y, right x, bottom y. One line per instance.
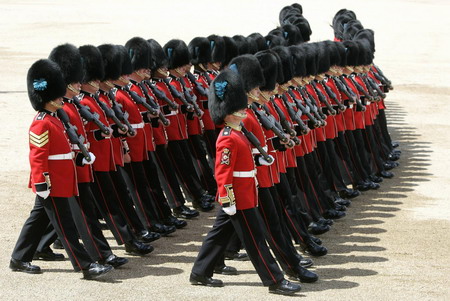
10, 59, 113, 279
190, 68, 301, 296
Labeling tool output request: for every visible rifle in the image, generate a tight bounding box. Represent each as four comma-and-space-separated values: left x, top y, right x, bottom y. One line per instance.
108, 89, 136, 136
72, 95, 110, 135
297, 87, 327, 125
311, 81, 337, 116
366, 76, 386, 99
186, 72, 209, 96
144, 80, 178, 110
349, 75, 374, 101
250, 102, 294, 148
56, 108, 91, 162
373, 65, 393, 89
361, 75, 380, 101
93, 92, 127, 133
280, 94, 309, 135
178, 77, 203, 117
322, 78, 346, 112
162, 77, 194, 113
335, 77, 366, 112
240, 123, 274, 164
138, 82, 170, 126
266, 101, 300, 145
287, 89, 321, 128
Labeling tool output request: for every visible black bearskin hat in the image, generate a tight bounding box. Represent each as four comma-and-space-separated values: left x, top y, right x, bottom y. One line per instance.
79, 45, 105, 83
209, 69, 247, 125
265, 34, 286, 48
255, 50, 279, 91
332, 9, 357, 40
316, 42, 331, 74
353, 29, 375, 53
163, 39, 190, 70
282, 24, 304, 46
116, 45, 133, 75
188, 37, 212, 65
48, 43, 83, 85
27, 59, 66, 111
289, 45, 307, 77
125, 37, 152, 71
248, 33, 268, 52
342, 20, 364, 41
207, 35, 226, 64
148, 39, 168, 72
222, 36, 239, 68
98, 44, 121, 81
271, 46, 293, 84
343, 40, 359, 66
228, 54, 265, 92
232, 35, 249, 55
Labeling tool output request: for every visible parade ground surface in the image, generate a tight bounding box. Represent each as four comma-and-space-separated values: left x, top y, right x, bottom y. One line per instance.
0, 0, 449, 300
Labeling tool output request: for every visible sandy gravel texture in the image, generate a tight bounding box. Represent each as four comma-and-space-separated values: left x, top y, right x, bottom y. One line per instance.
0, 0, 449, 300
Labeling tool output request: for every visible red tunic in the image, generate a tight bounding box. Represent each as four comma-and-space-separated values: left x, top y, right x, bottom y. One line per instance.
324, 78, 346, 133
130, 82, 155, 152
216, 126, 258, 210
315, 82, 338, 140
162, 77, 189, 141
183, 76, 203, 136
80, 93, 115, 172
305, 84, 326, 143
193, 72, 215, 130
62, 100, 93, 183
28, 111, 78, 197
98, 91, 124, 167
115, 88, 147, 162
242, 108, 273, 188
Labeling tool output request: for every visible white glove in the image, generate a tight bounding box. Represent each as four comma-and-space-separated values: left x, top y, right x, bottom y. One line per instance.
37, 190, 50, 199
223, 205, 237, 216
82, 152, 96, 165
258, 155, 275, 166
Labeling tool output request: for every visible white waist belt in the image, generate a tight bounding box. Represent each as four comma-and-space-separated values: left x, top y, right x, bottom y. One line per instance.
72, 143, 89, 151
164, 110, 178, 117
48, 152, 74, 160
252, 146, 268, 154
131, 122, 145, 129
233, 170, 256, 178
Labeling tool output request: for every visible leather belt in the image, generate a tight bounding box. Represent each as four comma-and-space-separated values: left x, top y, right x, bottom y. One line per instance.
48, 152, 74, 160
233, 170, 256, 178
252, 146, 268, 154
131, 122, 145, 129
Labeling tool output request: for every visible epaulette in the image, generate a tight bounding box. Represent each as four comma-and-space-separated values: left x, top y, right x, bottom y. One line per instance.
36, 112, 47, 121
222, 126, 232, 136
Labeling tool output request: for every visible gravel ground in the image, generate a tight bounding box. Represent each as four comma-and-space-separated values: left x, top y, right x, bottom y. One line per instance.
0, 0, 449, 300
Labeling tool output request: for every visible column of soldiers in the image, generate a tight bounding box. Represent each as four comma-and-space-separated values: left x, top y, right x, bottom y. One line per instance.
10, 3, 399, 292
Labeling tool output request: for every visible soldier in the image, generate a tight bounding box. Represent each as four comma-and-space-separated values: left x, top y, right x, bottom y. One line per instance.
10, 59, 113, 279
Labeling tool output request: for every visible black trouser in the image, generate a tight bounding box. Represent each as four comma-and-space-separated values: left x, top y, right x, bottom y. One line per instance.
192, 208, 284, 286
304, 153, 336, 209
110, 166, 146, 234
344, 130, 371, 181
11, 195, 92, 270
203, 129, 218, 165
334, 131, 362, 185
92, 171, 134, 244
294, 156, 325, 219
275, 174, 311, 244
188, 134, 217, 194
325, 139, 350, 190
363, 125, 385, 174
285, 168, 314, 225
142, 153, 173, 219
258, 187, 301, 273
377, 109, 394, 152
154, 144, 186, 209
124, 162, 160, 228
166, 139, 204, 200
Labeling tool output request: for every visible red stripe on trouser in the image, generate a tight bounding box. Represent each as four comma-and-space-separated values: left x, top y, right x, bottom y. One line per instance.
94, 173, 124, 244
344, 132, 366, 180
50, 197, 82, 270
129, 164, 153, 228
309, 178, 324, 213
258, 197, 292, 269
294, 165, 312, 213
76, 197, 103, 259
155, 151, 181, 207
110, 175, 136, 233
363, 130, 380, 173
241, 210, 277, 283
283, 206, 304, 243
